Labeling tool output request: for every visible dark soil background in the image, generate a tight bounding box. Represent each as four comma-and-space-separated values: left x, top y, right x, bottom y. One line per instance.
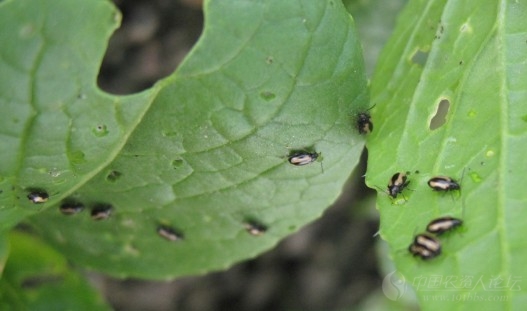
96, 1, 381, 310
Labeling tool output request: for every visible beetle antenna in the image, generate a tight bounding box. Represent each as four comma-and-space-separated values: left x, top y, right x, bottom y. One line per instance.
366, 103, 377, 112
459, 167, 466, 196
373, 185, 387, 196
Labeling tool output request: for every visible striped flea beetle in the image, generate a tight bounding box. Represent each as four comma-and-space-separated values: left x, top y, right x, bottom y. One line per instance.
27, 189, 49, 204
288, 150, 320, 166
426, 217, 463, 235
59, 200, 85, 215
428, 168, 465, 193
357, 105, 375, 134
244, 220, 267, 236
408, 234, 441, 260
427, 176, 460, 191
90, 204, 112, 220
387, 172, 410, 199
157, 225, 184, 241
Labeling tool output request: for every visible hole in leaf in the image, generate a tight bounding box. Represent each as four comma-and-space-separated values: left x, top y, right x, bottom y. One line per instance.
162, 130, 178, 137
260, 91, 276, 101
106, 170, 122, 182
469, 172, 482, 183
48, 168, 61, 178
460, 23, 472, 33
172, 159, 184, 169
411, 49, 429, 66
97, 1, 204, 94
93, 124, 109, 137
429, 99, 450, 130
69, 150, 86, 165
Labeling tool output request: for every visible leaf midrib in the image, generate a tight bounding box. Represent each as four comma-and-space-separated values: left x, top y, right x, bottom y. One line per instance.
496, 0, 512, 309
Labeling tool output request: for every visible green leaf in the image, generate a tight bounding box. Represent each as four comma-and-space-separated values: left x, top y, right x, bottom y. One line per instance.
0, 233, 8, 278
0, 0, 157, 230
0, 231, 111, 311
367, 0, 527, 309
27, 0, 368, 279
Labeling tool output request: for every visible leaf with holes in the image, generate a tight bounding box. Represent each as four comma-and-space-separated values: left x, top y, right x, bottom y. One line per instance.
0, 232, 111, 310
0, 0, 157, 231
367, 0, 527, 309
27, 0, 368, 279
